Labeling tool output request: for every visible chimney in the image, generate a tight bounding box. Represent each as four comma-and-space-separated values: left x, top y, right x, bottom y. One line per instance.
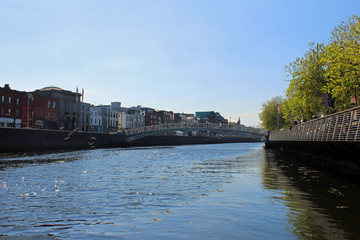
4, 84, 10, 89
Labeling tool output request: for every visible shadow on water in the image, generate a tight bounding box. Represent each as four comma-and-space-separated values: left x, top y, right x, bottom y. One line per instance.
262, 149, 360, 239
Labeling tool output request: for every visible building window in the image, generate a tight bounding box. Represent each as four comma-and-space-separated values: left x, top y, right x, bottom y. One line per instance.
1, 108, 4, 115
9, 97, 11, 104
53, 102, 56, 109
8, 109, 11, 116
17, 98, 20, 105
1, 96, 4, 103
48, 101, 51, 108
16, 110, 20, 118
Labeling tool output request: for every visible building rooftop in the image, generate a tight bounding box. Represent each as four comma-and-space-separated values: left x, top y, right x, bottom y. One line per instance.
38, 86, 64, 91
36, 86, 81, 96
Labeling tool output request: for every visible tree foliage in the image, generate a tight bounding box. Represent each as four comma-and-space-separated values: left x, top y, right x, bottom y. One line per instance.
284, 43, 327, 122
323, 15, 360, 110
260, 15, 360, 130
259, 96, 287, 131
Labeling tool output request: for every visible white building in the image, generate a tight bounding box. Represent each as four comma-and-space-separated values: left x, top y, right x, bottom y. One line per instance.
109, 102, 121, 132
118, 107, 145, 130
89, 102, 126, 133
90, 105, 102, 132
90, 105, 110, 133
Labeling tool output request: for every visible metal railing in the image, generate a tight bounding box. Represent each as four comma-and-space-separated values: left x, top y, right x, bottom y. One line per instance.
269, 106, 360, 142
117, 123, 266, 142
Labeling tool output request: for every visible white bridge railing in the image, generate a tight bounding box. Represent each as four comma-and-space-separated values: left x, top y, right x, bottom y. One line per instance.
270, 106, 360, 142
119, 123, 265, 142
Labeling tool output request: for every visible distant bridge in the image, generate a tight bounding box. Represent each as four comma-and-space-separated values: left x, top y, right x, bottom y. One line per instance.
119, 123, 266, 142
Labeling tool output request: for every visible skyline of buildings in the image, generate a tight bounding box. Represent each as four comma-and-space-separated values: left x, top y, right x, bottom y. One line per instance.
0, 84, 244, 133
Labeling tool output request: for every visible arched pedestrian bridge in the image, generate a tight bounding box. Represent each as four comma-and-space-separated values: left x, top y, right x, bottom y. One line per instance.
117, 123, 267, 142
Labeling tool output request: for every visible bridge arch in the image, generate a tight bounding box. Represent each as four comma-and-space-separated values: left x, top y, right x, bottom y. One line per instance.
117, 123, 266, 142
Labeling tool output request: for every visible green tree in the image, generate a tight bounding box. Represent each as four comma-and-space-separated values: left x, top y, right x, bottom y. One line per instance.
262, 15, 360, 127
284, 43, 327, 122
323, 15, 360, 111
259, 96, 287, 131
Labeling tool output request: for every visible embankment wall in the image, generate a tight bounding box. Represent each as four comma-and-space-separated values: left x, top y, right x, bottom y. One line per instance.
0, 127, 125, 152
0, 127, 262, 153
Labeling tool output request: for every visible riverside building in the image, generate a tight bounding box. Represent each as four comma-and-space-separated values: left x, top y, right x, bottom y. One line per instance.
35, 86, 81, 130
118, 107, 145, 130
0, 84, 24, 128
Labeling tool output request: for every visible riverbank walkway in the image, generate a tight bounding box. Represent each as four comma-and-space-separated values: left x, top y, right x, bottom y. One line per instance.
269, 106, 360, 142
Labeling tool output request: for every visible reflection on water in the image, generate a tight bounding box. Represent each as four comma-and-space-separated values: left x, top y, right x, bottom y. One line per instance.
262, 150, 360, 240
0, 143, 359, 239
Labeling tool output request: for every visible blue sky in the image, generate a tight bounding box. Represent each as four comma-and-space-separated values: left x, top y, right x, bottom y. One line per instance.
1, 1, 359, 126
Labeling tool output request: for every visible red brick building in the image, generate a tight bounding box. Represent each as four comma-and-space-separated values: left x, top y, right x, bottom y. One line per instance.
35, 86, 81, 130
158, 110, 173, 124
145, 112, 160, 126
22, 92, 59, 129
0, 84, 25, 127
141, 107, 161, 126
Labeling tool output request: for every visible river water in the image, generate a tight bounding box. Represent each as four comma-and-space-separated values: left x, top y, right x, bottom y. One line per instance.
0, 142, 360, 239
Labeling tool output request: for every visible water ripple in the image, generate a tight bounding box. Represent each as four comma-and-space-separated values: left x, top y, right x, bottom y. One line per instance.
1, 143, 360, 239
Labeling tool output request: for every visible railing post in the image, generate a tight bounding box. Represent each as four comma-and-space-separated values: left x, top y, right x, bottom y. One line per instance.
346, 111, 352, 141
318, 119, 323, 141
293, 125, 298, 141
298, 124, 304, 141
315, 119, 320, 141
311, 121, 315, 141
338, 112, 345, 141
307, 122, 311, 141
355, 110, 360, 141
321, 118, 327, 141
325, 116, 333, 141
331, 115, 339, 141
